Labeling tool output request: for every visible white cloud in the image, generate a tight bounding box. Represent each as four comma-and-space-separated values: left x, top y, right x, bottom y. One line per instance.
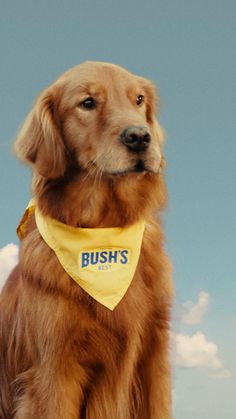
212, 368, 233, 380
173, 332, 223, 370
0, 243, 19, 291
173, 291, 232, 380
181, 291, 209, 325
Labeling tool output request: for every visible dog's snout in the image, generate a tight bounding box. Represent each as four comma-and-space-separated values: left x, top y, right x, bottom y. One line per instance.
120, 126, 151, 152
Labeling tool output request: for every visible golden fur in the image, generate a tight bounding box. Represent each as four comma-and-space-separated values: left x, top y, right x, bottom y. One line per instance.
0, 62, 173, 418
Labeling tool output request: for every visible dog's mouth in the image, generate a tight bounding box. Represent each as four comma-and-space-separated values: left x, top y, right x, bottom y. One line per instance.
106, 160, 156, 177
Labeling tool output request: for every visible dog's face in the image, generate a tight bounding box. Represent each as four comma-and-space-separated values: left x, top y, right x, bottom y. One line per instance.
15, 61, 164, 180
60, 62, 164, 177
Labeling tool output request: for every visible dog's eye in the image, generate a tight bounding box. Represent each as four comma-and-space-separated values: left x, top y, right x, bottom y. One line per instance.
136, 95, 144, 106
80, 97, 97, 110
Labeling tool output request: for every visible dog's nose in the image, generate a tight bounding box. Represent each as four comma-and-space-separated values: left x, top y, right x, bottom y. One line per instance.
120, 126, 151, 152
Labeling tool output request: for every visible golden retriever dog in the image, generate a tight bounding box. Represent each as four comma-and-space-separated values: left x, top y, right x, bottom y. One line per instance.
0, 62, 173, 419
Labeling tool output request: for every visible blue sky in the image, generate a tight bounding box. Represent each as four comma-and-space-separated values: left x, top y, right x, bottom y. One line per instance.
0, 1, 235, 417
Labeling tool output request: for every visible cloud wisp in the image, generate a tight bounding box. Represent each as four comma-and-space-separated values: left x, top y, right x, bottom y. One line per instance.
0, 243, 19, 291
180, 291, 209, 325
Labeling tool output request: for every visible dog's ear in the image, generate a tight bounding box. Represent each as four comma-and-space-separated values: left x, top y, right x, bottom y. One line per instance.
14, 87, 67, 179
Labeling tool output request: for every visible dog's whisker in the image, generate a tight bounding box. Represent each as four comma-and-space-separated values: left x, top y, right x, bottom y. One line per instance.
81, 162, 98, 183
97, 165, 104, 187
81, 145, 114, 184
94, 165, 103, 187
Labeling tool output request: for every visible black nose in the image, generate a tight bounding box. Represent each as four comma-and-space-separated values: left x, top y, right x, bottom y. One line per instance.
120, 126, 151, 152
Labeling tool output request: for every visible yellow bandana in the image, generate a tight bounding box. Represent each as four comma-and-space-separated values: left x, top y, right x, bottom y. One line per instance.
17, 202, 145, 310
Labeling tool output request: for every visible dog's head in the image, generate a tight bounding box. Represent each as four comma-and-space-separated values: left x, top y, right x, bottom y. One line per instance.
15, 61, 165, 181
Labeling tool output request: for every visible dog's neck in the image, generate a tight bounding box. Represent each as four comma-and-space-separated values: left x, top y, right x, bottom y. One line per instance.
32, 170, 166, 228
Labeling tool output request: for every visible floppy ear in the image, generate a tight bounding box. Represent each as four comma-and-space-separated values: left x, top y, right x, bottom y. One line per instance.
14, 88, 67, 179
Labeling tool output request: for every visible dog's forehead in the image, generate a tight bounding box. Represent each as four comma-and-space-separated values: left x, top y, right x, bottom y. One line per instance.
57, 61, 149, 93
